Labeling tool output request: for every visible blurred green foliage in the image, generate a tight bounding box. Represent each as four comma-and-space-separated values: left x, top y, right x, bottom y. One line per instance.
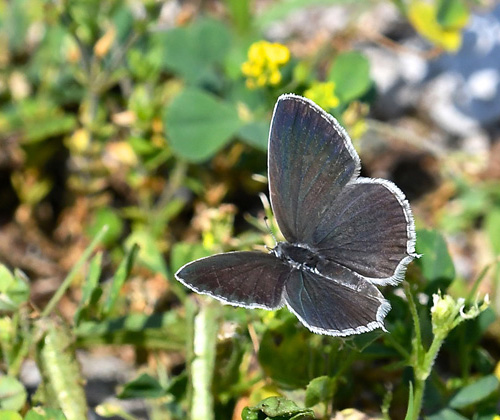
1, 0, 498, 420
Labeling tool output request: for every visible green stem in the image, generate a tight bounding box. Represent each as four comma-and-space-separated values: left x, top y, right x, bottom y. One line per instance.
404, 281, 430, 419
494, 261, 500, 314
404, 282, 422, 363
189, 298, 219, 420
412, 333, 446, 419
412, 362, 426, 418
41, 225, 108, 318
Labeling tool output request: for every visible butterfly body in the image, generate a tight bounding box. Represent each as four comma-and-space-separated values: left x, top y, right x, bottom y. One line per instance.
176, 94, 417, 337
271, 242, 321, 273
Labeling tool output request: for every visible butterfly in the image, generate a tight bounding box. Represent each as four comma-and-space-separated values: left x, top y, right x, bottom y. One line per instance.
175, 94, 417, 336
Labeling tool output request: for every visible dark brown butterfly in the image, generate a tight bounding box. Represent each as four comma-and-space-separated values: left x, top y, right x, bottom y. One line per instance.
176, 94, 417, 336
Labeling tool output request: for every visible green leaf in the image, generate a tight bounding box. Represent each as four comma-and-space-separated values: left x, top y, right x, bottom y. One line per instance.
165, 88, 241, 162
118, 373, 166, 399
74, 252, 103, 324
158, 18, 231, 85
101, 243, 139, 316
238, 120, 269, 151
165, 371, 188, 401
0, 376, 27, 411
0, 265, 15, 290
213, 333, 247, 396
0, 411, 22, 420
305, 376, 334, 407
415, 229, 455, 283
128, 136, 160, 156
440, 185, 489, 232
427, 408, 468, 420
86, 207, 124, 246
24, 408, 67, 420
329, 51, 371, 103
0, 265, 29, 311
404, 381, 414, 420
226, 0, 252, 34
259, 315, 335, 389
437, 0, 469, 29
485, 208, 500, 255
24, 410, 45, 420
125, 230, 168, 278
41, 225, 109, 318
75, 312, 185, 350
129, 85, 155, 122
241, 407, 258, 420
242, 397, 314, 419
449, 375, 499, 409
3, 99, 77, 144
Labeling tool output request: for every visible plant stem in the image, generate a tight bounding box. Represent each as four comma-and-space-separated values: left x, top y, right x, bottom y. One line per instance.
404, 281, 427, 419
404, 282, 423, 363
41, 225, 108, 317
412, 333, 446, 419
189, 298, 219, 420
405, 282, 453, 418
411, 374, 424, 420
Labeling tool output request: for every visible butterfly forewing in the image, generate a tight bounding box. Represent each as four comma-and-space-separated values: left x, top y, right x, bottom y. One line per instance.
268, 95, 360, 243
175, 252, 291, 310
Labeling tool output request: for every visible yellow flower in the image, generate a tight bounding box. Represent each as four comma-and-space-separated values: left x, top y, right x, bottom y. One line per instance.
304, 81, 340, 110
494, 360, 500, 381
408, 0, 468, 52
342, 101, 369, 140
242, 41, 290, 89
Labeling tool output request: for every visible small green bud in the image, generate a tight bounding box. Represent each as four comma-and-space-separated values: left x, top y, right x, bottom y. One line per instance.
431, 292, 489, 337
431, 293, 462, 335
0, 316, 14, 342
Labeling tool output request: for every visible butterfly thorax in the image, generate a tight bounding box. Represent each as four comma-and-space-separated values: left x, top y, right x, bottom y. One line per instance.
271, 242, 320, 273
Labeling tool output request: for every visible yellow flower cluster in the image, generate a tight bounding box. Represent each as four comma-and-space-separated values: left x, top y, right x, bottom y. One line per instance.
408, 0, 468, 52
241, 41, 290, 89
342, 101, 368, 140
304, 81, 340, 110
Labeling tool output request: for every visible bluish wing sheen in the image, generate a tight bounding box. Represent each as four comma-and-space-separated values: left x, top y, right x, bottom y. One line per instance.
283, 267, 391, 336
175, 252, 292, 310
268, 94, 360, 243
311, 179, 416, 285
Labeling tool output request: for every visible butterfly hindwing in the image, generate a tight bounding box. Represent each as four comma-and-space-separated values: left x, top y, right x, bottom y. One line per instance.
311, 178, 416, 285
284, 267, 390, 336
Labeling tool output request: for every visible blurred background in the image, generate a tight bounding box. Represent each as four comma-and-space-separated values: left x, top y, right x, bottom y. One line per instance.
1, 1, 500, 419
